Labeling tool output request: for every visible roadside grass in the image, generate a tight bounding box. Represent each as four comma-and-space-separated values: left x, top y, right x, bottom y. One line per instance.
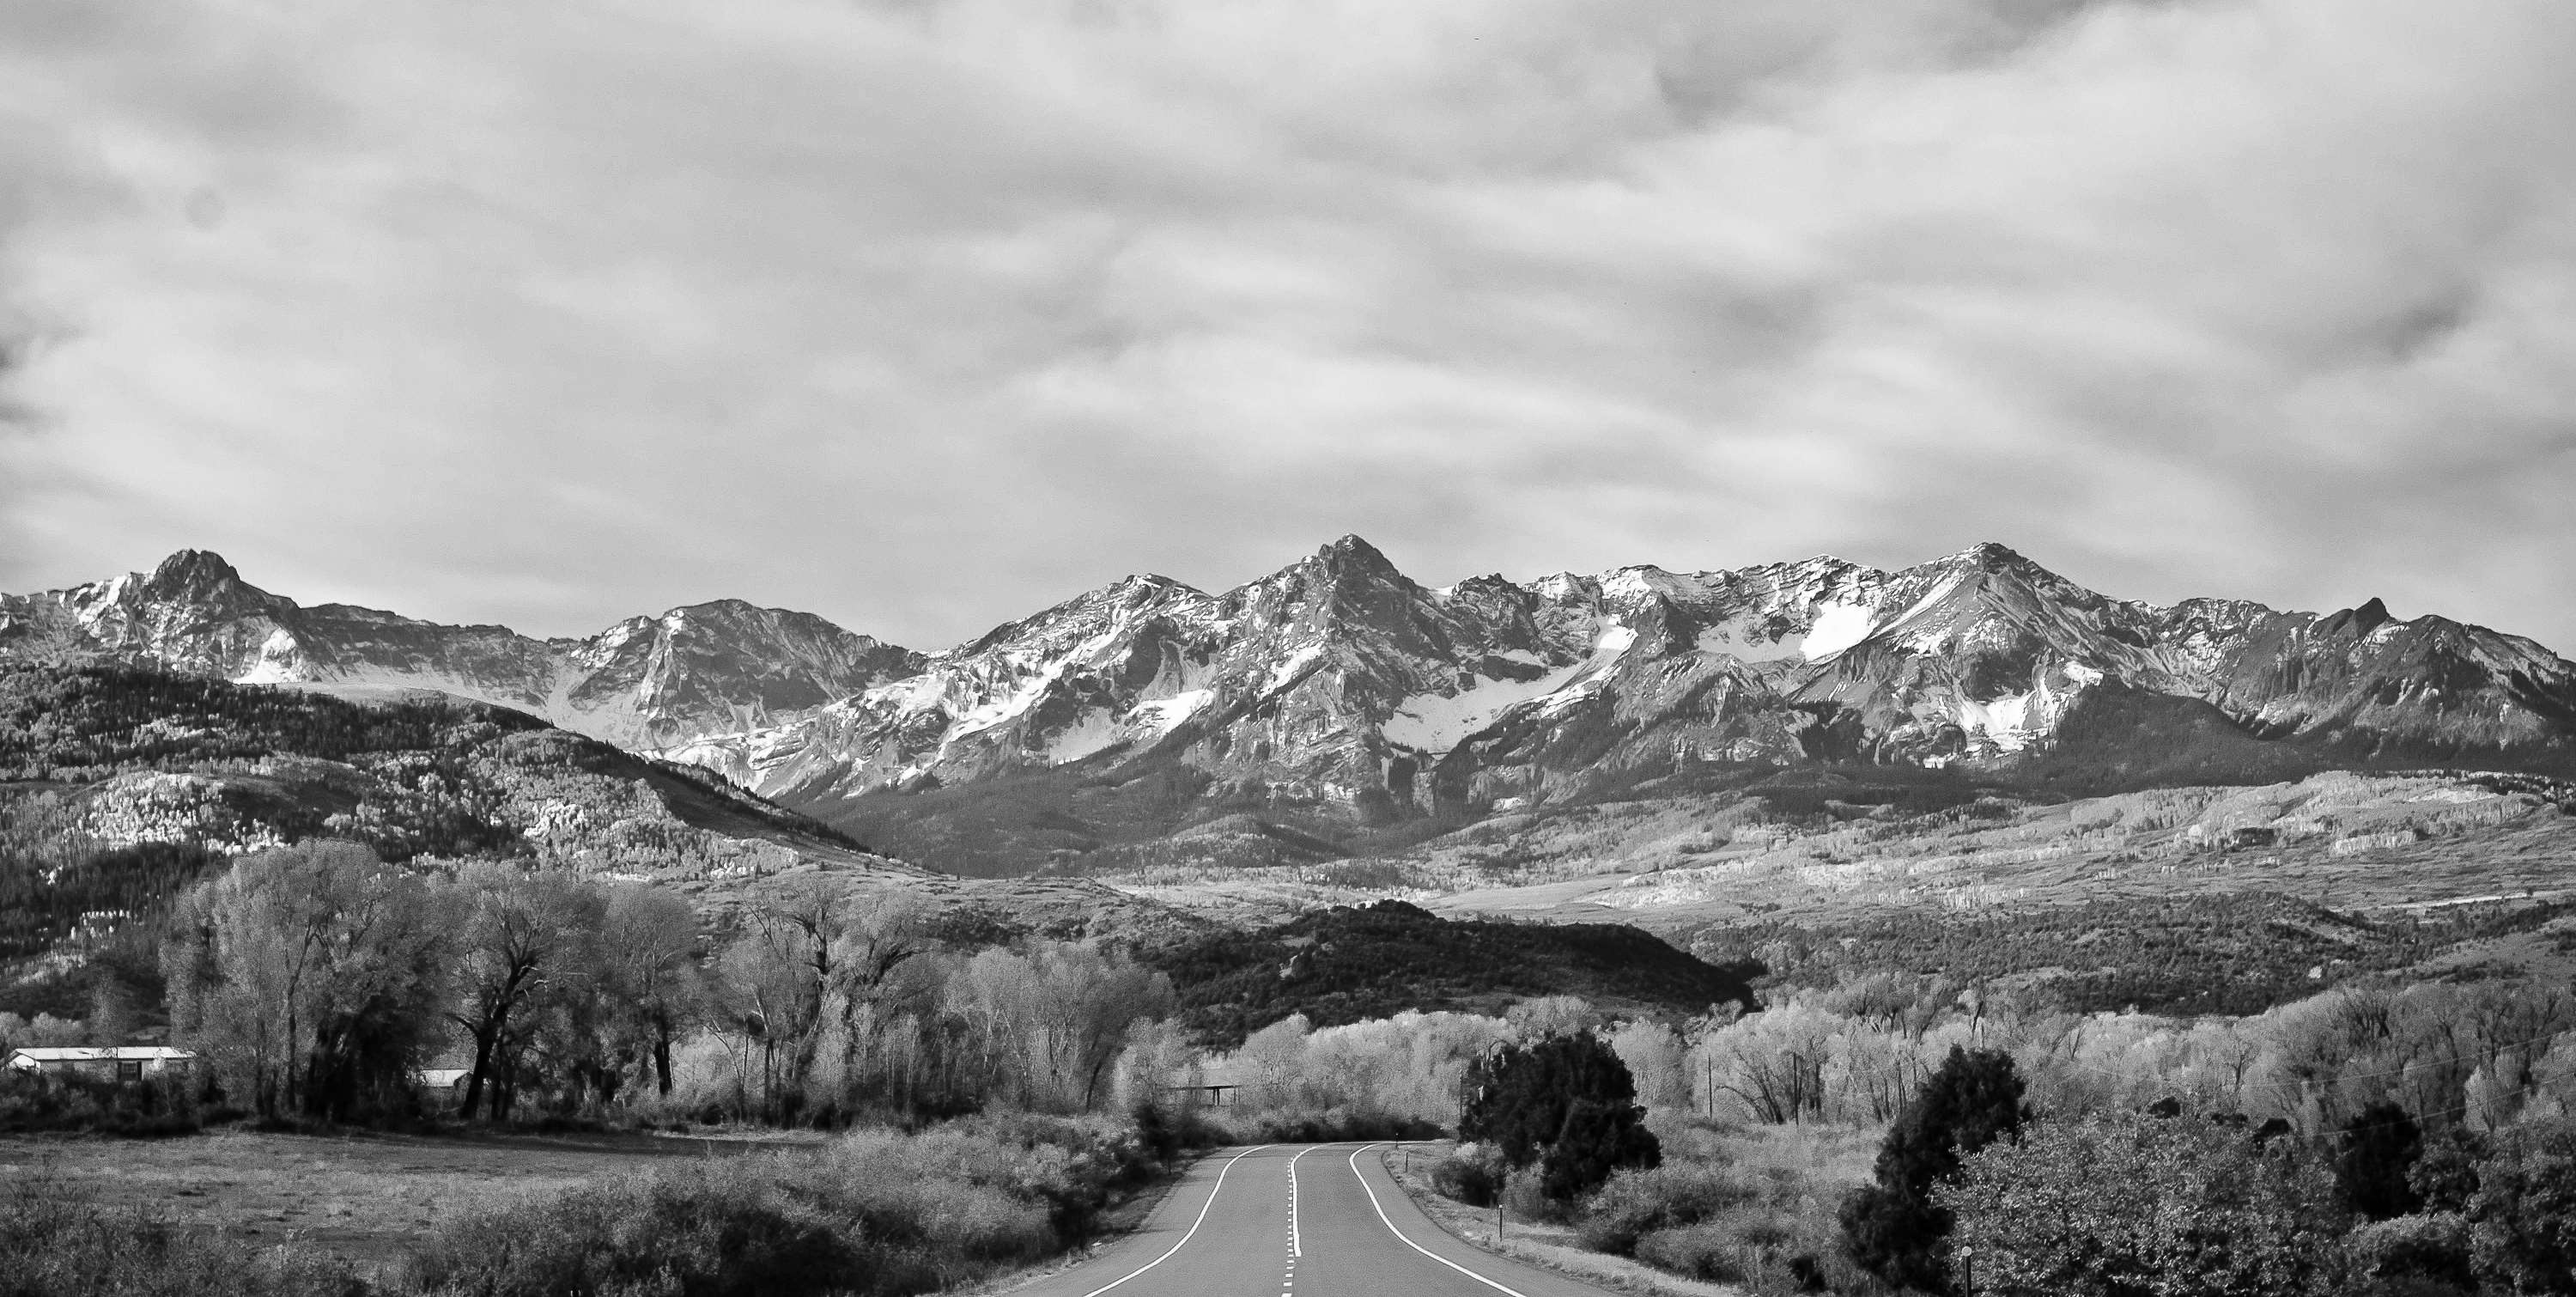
1385, 1140, 1743, 1297
0, 1114, 1180, 1295
1394, 1117, 1883, 1297
1606, 1117, 1880, 1294
0, 1126, 805, 1276
0, 1173, 367, 1297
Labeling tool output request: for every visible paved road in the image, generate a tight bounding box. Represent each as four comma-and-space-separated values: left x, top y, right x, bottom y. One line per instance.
1012, 1143, 1619, 1297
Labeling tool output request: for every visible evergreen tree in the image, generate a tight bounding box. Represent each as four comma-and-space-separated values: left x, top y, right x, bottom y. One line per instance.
1840, 1045, 2026, 1295
1460, 1029, 1660, 1201
2336, 1100, 2424, 1221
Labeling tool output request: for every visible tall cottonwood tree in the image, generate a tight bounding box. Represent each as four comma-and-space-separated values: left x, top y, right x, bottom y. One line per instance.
161, 841, 450, 1121
598, 883, 705, 1099
717, 877, 941, 1121
945, 940, 1172, 1112
444, 862, 607, 1119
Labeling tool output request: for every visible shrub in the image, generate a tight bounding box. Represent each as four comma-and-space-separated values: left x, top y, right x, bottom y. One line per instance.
2466, 1116, 2576, 1296
1936, 1112, 2348, 1297
1636, 1221, 1744, 1282
1501, 1167, 1571, 1224
2345, 1212, 2475, 1292
1431, 1143, 1504, 1208
408, 1160, 872, 1297
1577, 1161, 1758, 1256
0, 1069, 201, 1136
0, 1184, 362, 1297
408, 1112, 1181, 1297
2410, 1127, 2488, 1214
1582, 1121, 1872, 1295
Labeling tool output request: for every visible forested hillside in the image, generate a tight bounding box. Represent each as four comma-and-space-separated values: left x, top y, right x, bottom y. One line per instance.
1704, 892, 2576, 1017
1149, 899, 1759, 1046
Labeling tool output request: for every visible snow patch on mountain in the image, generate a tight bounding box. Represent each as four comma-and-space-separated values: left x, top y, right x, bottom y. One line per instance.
1130, 688, 1214, 734
1802, 603, 1876, 660
1267, 644, 1326, 694
1042, 710, 1123, 764
1959, 693, 2038, 751
1383, 660, 1595, 752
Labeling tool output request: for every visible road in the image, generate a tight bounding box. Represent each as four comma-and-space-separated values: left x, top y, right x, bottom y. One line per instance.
1010, 1143, 1620, 1297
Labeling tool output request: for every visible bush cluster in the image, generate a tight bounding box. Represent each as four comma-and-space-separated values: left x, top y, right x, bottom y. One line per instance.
0, 1186, 364, 1297
0, 1070, 204, 1136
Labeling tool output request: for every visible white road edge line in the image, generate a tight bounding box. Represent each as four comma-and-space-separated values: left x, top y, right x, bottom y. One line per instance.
1079, 1143, 1273, 1297
1347, 1143, 1533, 1297
1287, 1146, 1310, 1257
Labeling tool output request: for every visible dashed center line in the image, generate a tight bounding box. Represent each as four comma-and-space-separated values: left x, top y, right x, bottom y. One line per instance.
1286, 1146, 1310, 1259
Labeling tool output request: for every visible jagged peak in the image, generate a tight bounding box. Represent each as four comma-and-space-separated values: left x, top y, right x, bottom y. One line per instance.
952, 570, 1206, 656
2318, 596, 2402, 638
147, 549, 244, 588
134, 550, 281, 610
1929, 540, 2040, 574
1310, 533, 1399, 575
1446, 572, 1522, 596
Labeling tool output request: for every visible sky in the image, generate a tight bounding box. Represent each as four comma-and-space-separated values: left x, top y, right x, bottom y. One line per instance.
2, 0, 2572, 655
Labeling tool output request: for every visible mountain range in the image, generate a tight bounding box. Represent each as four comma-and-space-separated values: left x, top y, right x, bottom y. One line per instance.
0, 550, 923, 748
9, 539, 2573, 875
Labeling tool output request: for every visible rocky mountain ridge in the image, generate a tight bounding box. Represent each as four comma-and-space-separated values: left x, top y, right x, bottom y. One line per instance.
9, 539, 2573, 876
666, 537, 2576, 831
0, 551, 924, 747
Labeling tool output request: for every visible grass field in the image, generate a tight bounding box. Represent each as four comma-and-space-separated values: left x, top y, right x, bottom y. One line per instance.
0, 1128, 815, 1276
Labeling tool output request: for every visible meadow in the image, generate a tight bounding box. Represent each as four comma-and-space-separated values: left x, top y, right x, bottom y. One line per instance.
0, 1127, 804, 1275
0, 1112, 1192, 1297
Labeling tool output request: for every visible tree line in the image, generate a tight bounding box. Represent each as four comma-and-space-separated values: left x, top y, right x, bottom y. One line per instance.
156, 840, 1174, 1126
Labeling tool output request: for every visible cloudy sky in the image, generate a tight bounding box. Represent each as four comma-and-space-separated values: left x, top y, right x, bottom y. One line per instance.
2, 0, 2571, 654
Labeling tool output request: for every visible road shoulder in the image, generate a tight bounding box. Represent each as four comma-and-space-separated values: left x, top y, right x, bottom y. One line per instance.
1369, 1142, 1741, 1297
964, 1148, 1210, 1296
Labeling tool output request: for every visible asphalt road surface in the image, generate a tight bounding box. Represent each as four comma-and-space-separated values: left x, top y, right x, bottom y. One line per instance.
1010, 1143, 1621, 1297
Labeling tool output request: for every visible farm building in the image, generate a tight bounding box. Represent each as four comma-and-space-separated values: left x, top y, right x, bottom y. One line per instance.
3, 1045, 197, 1082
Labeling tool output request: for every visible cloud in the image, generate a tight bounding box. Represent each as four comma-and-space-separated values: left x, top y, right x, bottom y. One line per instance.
0, 0, 2569, 654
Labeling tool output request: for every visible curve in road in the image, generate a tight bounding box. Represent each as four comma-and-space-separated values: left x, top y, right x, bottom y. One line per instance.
1011, 1143, 1620, 1297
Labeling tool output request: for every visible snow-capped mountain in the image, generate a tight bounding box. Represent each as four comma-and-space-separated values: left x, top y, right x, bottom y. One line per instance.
0, 551, 924, 746
662, 537, 2576, 825
11, 539, 2572, 874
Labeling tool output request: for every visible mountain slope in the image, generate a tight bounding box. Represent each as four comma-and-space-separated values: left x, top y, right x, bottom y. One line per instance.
0, 551, 924, 746
0, 661, 1202, 1020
